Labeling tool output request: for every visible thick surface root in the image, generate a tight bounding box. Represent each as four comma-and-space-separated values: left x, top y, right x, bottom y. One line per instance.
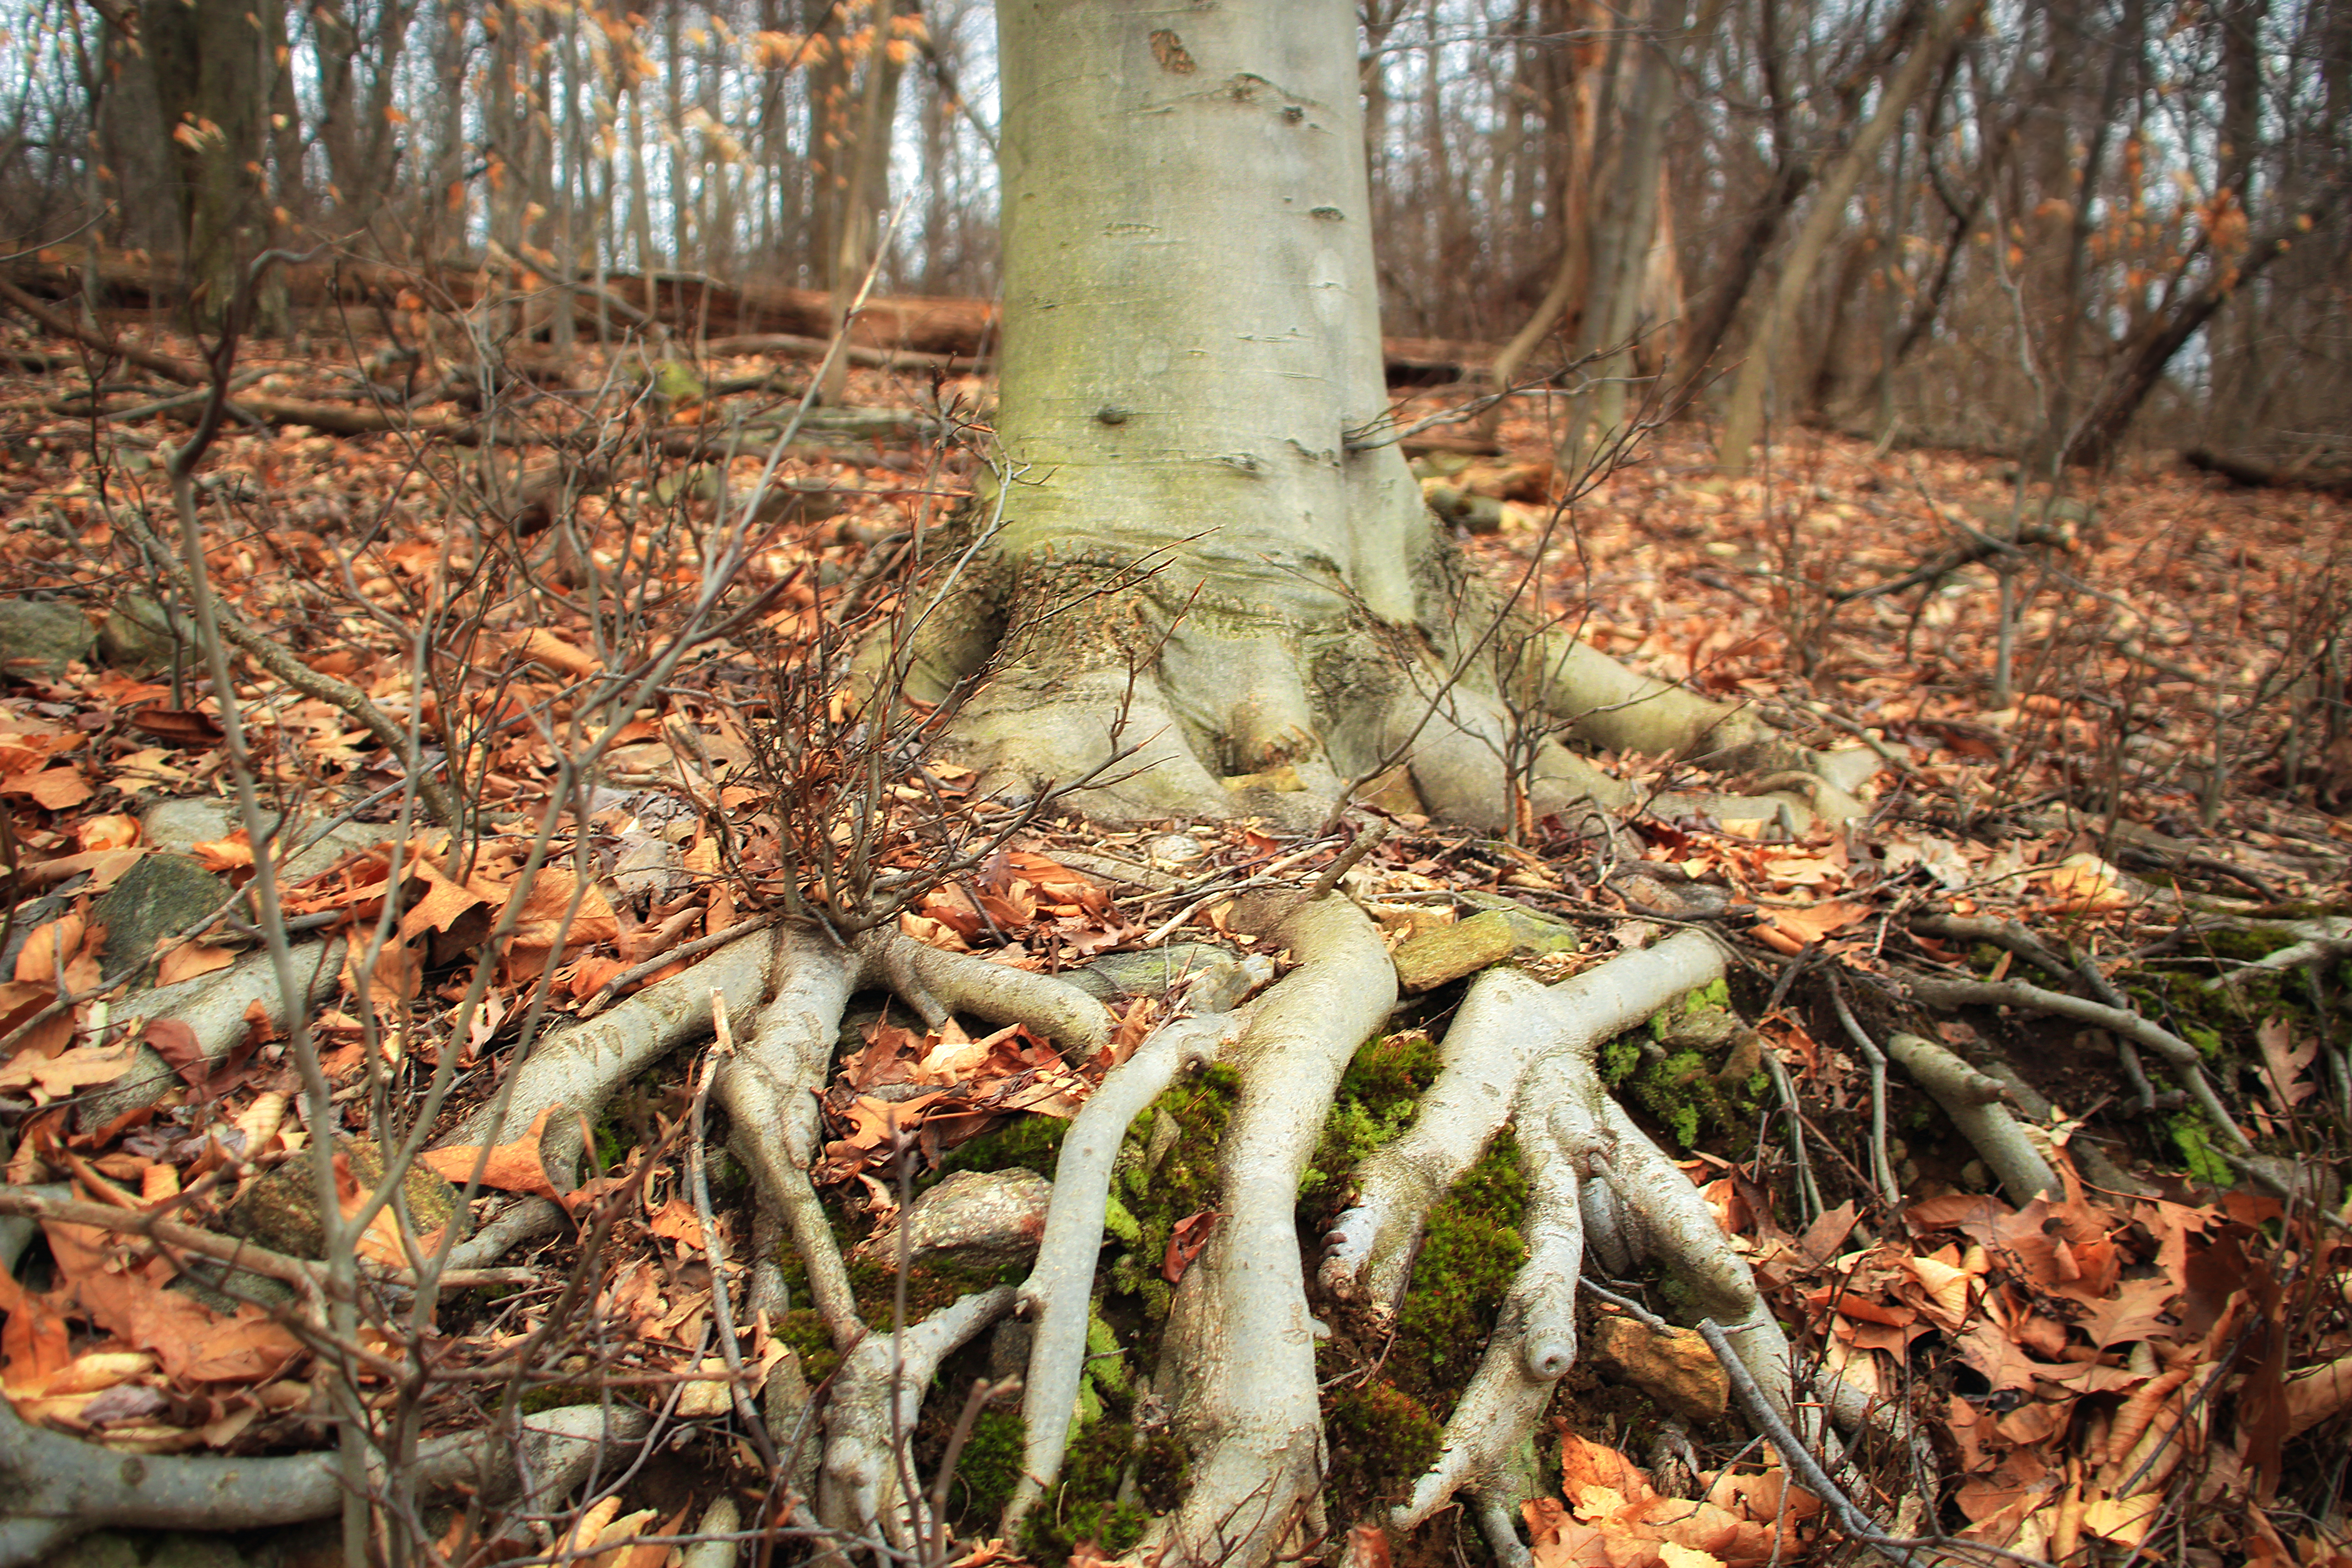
817, 1285, 1019, 1549
80, 939, 347, 1131
1143, 893, 1397, 1568
1360, 934, 1737, 1555
1323, 932, 1728, 1315
1008, 1010, 1248, 1529
0, 1396, 646, 1566
716, 923, 1113, 1348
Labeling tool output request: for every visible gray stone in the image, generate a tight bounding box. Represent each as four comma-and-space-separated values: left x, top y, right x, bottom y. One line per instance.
852, 1166, 1051, 1269
0, 598, 93, 678
96, 594, 190, 677
1067, 943, 1249, 1001
1460, 894, 1583, 956
93, 854, 230, 983
222, 1140, 466, 1261
141, 797, 388, 880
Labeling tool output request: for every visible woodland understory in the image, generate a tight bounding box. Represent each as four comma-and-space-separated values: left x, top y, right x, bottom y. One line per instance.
2, 292, 2351, 1568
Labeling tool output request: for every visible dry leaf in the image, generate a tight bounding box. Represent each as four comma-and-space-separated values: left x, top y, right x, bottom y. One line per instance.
418, 1106, 564, 1197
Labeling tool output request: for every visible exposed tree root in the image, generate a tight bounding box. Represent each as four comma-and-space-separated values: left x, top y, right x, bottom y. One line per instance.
0, 1202, 645, 1565
712, 924, 1114, 1350
0, 1399, 648, 1567
1315, 931, 1883, 1563
1883, 1031, 2058, 1201
817, 1285, 1020, 1550
81, 938, 347, 1129
1323, 933, 1726, 1316
1142, 893, 1398, 1568
1008, 1010, 1250, 1528
1901, 971, 2253, 1154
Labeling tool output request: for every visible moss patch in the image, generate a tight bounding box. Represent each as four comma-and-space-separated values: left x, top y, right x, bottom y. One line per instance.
933, 1114, 1068, 1186
1389, 1125, 1528, 1413
848, 1250, 1026, 1324
951, 1407, 1026, 1525
1300, 1031, 1442, 1213
1017, 1421, 1152, 1565
1110, 1063, 1242, 1330
1323, 1381, 1444, 1517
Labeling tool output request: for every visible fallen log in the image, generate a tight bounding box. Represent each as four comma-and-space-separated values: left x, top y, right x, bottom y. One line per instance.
7, 252, 1496, 385
2182, 446, 2352, 495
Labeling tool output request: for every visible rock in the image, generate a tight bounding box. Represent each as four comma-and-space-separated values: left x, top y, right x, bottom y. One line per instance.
1067, 944, 1270, 1008
1459, 895, 1582, 956
1392, 910, 1519, 991
0, 598, 93, 678
1391, 904, 1580, 992
97, 593, 190, 676
93, 853, 230, 983
1605, 867, 1730, 921
1142, 832, 1206, 864
1584, 1313, 1727, 1420
221, 1140, 466, 1260
141, 796, 387, 879
851, 1167, 1051, 1270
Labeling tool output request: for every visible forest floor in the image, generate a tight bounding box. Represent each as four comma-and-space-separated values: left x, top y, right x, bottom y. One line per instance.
2, 314, 2350, 1568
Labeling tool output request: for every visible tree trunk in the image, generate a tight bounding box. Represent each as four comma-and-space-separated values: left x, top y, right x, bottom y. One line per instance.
1483, 0, 1608, 433
2063, 202, 2325, 468
141, 0, 276, 328
1715, 0, 1979, 477
915, 0, 1825, 843
1559, 0, 1724, 460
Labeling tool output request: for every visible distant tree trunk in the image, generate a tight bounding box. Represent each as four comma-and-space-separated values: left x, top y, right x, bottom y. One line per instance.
1560, 0, 1724, 459
1802, 230, 1874, 419
820, 0, 908, 402
92, 6, 175, 255
265, 0, 305, 230
427, 0, 469, 257
2042, 0, 2141, 466
1716, 0, 1977, 476
1482, 0, 1607, 431
141, 0, 277, 328
2063, 204, 2322, 468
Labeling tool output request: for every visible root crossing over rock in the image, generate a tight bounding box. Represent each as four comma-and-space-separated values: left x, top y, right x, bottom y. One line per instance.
715, 924, 1116, 1349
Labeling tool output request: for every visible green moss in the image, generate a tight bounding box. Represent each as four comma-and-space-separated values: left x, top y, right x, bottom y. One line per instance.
1649, 978, 1730, 1038
1600, 1036, 1642, 1087
776, 1308, 841, 1384
1018, 1422, 1150, 1565
1086, 1312, 1132, 1399
951, 1407, 1026, 1524
848, 1250, 1025, 1323
1323, 1382, 1444, 1513
515, 1381, 603, 1414
1114, 1065, 1242, 1336
935, 1114, 1067, 1185
1102, 1191, 1141, 1247
1626, 1046, 1748, 1151
1390, 1126, 1527, 1412
1300, 1032, 1442, 1212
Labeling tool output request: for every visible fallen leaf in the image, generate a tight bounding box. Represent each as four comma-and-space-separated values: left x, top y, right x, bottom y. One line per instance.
0, 1038, 139, 1100
1163, 1210, 1219, 1284
418, 1106, 564, 1197
1, 769, 93, 809
1750, 900, 1866, 954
